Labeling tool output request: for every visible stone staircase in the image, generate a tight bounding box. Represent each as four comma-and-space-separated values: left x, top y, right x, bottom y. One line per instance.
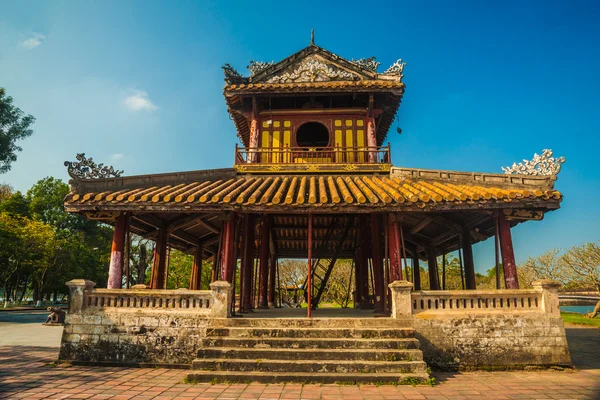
187, 317, 430, 384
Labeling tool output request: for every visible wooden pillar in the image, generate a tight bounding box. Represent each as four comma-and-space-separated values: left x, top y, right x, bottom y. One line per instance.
498, 217, 519, 289
427, 248, 440, 290
107, 213, 128, 289
441, 253, 446, 290
220, 215, 236, 283
462, 233, 477, 290
357, 215, 370, 309
240, 214, 255, 312
366, 116, 377, 162
150, 229, 168, 289
189, 243, 204, 290
412, 249, 421, 290
268, 253, 276, 307
307, 214, 313, 318
258, 215, 270, 309
388, 214, 403, 282
370, 214, 385, 312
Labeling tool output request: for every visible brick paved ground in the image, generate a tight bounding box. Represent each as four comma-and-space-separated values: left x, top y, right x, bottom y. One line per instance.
0, 316, 599, 399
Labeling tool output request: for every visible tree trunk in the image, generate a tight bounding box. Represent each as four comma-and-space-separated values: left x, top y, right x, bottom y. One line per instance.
586, 300, 600, 319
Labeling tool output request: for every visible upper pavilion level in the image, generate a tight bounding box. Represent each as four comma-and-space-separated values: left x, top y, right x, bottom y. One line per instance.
222, 41, 406, 174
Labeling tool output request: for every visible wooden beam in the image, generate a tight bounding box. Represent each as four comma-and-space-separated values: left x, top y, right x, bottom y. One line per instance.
410, 218, 432, 235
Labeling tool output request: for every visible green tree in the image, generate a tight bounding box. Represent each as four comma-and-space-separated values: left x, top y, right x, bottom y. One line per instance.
0, 88, 35, 173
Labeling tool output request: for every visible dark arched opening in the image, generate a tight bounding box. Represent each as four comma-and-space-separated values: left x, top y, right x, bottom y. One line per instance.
296, 122, 330, 149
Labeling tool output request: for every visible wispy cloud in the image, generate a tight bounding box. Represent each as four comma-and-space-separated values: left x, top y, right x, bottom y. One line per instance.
123, 90, 158, 111
111, 153, 124, 161
21, 33, 45, 49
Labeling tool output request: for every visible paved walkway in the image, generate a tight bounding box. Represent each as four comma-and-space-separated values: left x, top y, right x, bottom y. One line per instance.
0, 312, 599, 399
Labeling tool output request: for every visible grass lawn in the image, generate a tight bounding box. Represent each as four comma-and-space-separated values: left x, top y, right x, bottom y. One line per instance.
561, 311, 600, 327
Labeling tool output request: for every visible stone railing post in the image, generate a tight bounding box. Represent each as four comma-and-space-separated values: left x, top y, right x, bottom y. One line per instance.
65, 279, 96, 313
389, 280, 414, 318
210, 281, 231, 318
532, 279, 561, 316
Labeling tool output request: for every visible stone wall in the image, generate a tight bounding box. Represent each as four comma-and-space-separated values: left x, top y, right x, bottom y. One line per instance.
390, 279, 571, 369
59, 280, 231, 365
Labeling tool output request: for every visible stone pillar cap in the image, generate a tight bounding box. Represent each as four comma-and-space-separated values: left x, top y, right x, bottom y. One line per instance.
65, 279, 96, 289
389, 280, 414, 290
210, 280, 231, 289
532, 279, 562, 288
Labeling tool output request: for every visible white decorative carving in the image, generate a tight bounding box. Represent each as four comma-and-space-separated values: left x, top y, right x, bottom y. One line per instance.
267, 58, 357, 83
383, 59, 406, 75
248, 60, 274, 76
352, 57, 380, 71
502, 149, 566, 176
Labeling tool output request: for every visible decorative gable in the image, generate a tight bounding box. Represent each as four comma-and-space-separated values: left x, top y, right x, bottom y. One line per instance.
265, 55, 360, 84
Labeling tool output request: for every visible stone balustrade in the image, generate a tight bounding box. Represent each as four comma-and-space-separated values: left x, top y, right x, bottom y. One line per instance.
388, 279, 561, 318
65, 279, 231, 318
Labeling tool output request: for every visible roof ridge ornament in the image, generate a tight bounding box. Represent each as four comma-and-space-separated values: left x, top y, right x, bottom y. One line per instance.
222, 63, 244, 84
266, 58, 357, 83
247, 60, 275, 77
383, 59, 406, 76
352, 56, 380, 71
502, 149, 566, 176
311, 29, 315, 45
64, 153, 123, 180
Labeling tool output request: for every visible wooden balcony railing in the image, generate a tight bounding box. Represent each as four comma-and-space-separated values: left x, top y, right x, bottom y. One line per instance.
235, 144, 391, 165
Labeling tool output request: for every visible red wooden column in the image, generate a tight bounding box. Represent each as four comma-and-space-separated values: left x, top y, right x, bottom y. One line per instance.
258, 215, 270, 309
427, 248, 440, 290
498, 217, 519, 289
189, 243, 204, 290
307, 214, 313, 318
387, 214, 404, 282
357, 215, 370, 309
150, 229, 168, 289
370, 214, 385, 312
411, 248, 421, 290
462, 233, 477, 290
268, 253, 277, 308
219, 215, 236, 283
241, 214, 255, 312
107, 213, 128, 289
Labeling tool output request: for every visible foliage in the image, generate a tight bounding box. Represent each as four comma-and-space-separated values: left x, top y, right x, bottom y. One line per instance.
0, 88, 35, 173
0, 177, 112, 306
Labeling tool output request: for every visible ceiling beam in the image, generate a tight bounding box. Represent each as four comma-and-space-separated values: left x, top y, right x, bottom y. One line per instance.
410, 218, 432, 235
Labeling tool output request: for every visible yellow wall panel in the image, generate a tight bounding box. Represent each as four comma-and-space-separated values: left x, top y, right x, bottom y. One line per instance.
357, 119, 364, 127
283, 130, 291, 162
345, 120, 353, 127
273, 121, 280, 128
284, 120, 291, 128
357, 129, 365, 162
262, 121, 269, 128
261, 131, 270, 162
346, 129, 354, 162
335, 120, 342, 127
272, 131, 280, 162
334, 129, 343, 147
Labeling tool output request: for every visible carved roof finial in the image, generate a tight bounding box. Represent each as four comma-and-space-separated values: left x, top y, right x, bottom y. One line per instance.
502, 149, 566, 176
310, 29, 315, 45
64, 153, 123, 180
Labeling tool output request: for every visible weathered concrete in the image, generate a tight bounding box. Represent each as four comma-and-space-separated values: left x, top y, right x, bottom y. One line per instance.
59, 280, 231, 364
406, 280, 571, 368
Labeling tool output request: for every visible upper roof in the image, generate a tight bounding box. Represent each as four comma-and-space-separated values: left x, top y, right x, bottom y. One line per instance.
223, 44, 406, 146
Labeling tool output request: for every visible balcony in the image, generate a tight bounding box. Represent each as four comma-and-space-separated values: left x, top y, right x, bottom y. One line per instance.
234, 144, 392, 174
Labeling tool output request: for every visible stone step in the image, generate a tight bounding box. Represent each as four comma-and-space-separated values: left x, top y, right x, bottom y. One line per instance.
205, 327, 415, 339
197, 347, 423, 361
191, 358, 428, 374
186, 370, 431, 385
209, 317, 413, 329
201, 336, 421, 350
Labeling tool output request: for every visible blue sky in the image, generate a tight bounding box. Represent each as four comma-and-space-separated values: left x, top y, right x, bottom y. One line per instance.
1, 0, 599, 273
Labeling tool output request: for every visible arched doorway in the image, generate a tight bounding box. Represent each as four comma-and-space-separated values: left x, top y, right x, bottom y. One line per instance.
296, 122, 330, 149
